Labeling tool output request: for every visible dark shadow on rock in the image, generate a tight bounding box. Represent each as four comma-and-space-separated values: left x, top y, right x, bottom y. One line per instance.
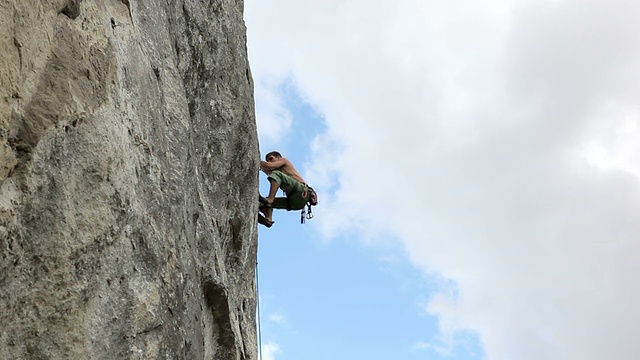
203, 279, 238, 358
61, 0, 82, 19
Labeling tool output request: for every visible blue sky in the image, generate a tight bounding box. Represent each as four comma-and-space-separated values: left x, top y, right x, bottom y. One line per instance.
246, 1, 640, 359
255, 87, 482, 360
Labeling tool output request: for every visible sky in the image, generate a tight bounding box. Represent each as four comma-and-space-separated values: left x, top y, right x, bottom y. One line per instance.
244, 1, 640, 359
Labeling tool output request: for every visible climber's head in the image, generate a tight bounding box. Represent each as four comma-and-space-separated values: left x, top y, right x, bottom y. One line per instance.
265, 151, 282, 162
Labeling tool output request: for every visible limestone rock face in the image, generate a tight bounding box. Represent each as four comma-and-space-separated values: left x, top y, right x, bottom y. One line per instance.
0, 1, 259, 359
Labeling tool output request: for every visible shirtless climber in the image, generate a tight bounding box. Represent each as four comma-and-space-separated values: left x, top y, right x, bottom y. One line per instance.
258, 151, 315, 227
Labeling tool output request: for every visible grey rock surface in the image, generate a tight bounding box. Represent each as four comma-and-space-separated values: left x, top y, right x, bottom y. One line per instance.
0, 0, 259, 359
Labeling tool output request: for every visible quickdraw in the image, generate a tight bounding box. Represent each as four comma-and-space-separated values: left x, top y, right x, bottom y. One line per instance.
300, 186, 318, 224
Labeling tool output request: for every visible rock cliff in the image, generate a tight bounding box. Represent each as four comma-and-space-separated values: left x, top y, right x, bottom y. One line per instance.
0, 0, 259, 359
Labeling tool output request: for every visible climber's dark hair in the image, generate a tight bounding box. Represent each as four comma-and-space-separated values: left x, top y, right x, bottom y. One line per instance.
265, 151, 282, 160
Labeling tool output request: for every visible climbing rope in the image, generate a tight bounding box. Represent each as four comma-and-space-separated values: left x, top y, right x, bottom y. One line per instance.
256, 261, 263, 360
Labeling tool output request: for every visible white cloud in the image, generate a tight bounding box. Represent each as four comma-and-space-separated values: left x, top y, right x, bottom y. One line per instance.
411, 341, 432, 351
411, 340, 453, 356
268, 313, 287, 325
254, 80, 293, 147
246, 0, 640, 359
261, 342, 281, 360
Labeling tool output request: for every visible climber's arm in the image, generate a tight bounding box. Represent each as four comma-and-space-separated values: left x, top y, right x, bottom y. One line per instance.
260, 158, 288, 172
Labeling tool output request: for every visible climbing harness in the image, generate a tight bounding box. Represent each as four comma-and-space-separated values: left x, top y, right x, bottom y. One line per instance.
282, 183, 318, 224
